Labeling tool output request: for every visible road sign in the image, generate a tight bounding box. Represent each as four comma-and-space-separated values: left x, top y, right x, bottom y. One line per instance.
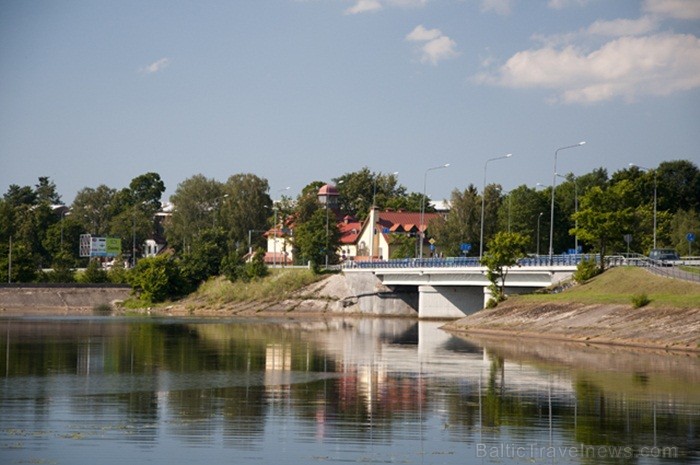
687, 232, 696, 242
623, 234, 632, 244
460, 243, 472, 252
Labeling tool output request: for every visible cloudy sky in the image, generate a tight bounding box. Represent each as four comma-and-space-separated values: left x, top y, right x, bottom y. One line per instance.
1, 0, 699, 204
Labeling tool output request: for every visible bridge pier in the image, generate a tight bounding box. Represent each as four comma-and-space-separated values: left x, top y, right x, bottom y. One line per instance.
418, 286, 485, 319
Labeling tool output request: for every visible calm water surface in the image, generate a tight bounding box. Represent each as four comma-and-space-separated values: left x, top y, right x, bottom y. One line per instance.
0, 316, 698, 465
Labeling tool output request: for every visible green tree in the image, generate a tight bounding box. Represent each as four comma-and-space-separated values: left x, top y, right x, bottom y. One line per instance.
244, 248, 269, 281
71, 185, 117, 236
387, 233, 416, 259
167, 174, 225, 251
572, 180, 637, 270
294, 208, 341, 272
498, 185, 549, 253
480, 232, 528, 306
78, 259, 110, 283
431, 185, 480, 256
335, 168, 404, 220
220, 173, 271, 250
669, 209, 700, 255
128, 255, 183, 303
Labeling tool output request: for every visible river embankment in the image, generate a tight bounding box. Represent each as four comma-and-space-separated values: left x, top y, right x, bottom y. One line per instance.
2, 268, 699, 353
0, 284, 131, 315
444, 266, 700, 352
444, 300, 700, 352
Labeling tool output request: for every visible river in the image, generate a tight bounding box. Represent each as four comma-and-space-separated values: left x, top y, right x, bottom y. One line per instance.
0, 316, 698, 464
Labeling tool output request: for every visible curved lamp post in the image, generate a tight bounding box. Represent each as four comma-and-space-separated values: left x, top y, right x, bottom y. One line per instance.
479, 153, 512, 259
419, 164, 450, 259
549, 142, 585, 263
556, 173, 579, 253
629, 163, 657, 249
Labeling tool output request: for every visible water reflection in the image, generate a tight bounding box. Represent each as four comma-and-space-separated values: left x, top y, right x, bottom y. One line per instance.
0, 317, 698, 464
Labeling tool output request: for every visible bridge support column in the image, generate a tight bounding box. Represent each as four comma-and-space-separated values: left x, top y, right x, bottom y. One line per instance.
418, 286, 484, 319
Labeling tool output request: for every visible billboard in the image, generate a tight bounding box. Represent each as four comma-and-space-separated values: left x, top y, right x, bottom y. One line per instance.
80, 234, 122, 257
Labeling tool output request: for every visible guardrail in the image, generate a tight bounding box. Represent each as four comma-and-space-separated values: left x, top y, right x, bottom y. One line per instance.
341, 253, 700, 283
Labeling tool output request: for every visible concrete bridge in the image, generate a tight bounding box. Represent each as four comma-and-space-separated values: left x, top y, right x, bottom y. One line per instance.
342, 255, 584, 319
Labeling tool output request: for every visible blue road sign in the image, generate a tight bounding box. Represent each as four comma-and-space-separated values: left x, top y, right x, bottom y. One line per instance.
688, 232, 696, 242
460, 243, 472, 252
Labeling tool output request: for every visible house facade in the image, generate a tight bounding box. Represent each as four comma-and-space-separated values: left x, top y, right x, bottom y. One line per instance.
264, 184, 446, 264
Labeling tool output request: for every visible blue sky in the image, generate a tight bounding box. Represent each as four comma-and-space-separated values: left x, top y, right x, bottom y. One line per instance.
1, 0, 699, 205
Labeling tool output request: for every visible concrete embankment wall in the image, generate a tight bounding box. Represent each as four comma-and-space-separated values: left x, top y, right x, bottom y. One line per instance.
342, 271, 418, 316
0, 285, 131, 314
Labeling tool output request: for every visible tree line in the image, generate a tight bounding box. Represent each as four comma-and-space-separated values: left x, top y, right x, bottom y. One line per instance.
1, 160, 698, 302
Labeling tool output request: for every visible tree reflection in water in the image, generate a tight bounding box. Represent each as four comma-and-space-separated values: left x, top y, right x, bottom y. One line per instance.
0, 318, 698, 464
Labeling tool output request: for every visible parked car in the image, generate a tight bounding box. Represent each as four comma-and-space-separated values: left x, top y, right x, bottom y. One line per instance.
649, 248, 680, 266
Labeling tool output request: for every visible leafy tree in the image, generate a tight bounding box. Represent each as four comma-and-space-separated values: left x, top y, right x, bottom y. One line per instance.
387, 233, 416, 259
572, 180, 637, 270
71, 185, 117, 236
78, 259, 110, 284
244, 248, 269, 281
35, 177, 62, 205
128, 255, 183, 303
431, 185, 480, 256
480, 232, 528, 305
669, 209, 700, 255
385, 191, 432, 213
221, 250, 246, 282
220, 173, 271, 249
294, 208, 341, 272
167, 174, 225, 251
656, 160, 700, 213
498, 185, 549, 253
178, 228, 227, 290
335, 168, 404, 220
129, 172, 165, 212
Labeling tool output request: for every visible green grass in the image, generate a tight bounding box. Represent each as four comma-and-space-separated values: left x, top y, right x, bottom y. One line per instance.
680, 265, 700, 275
194, 268, 327, 304
520, 266, 700, 308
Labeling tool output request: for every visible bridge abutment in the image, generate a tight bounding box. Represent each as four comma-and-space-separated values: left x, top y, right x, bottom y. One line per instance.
418, 285, 485, 319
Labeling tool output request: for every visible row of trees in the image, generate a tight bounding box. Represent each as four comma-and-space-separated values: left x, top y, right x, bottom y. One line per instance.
1, 160, 698, 296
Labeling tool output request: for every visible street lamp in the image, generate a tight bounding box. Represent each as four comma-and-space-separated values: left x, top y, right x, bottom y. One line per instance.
629, 163, 657, 249
420, 163, 450, 259
536, 212, 544, 256
480, 153, 512, 259
549, 141, 585, 262
556, 173, 579, 253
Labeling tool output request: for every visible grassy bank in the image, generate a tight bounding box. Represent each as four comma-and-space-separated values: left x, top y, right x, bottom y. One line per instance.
521, 266, 700, 308
191, 268, 327, 305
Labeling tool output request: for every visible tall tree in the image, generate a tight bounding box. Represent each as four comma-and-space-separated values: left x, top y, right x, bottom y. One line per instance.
293, 208, 341, 272
431, 185, 480, 256
220, 173, 271, 250
71, 185, 117, 236
167, 174, 225, 252
572, 180, 637, 270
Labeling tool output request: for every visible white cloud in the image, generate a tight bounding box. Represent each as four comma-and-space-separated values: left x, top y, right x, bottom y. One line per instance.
345, 0, 382, 14
344, 0, 427, 15
141, 58, 170, 74
476, 33, 700, 104
643, 0, 700, 20
480, 0, 514, 15
587, 16, 658, 37
406, 25, 458, 65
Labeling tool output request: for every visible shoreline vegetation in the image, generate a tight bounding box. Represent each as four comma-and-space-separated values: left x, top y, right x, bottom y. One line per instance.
1, 266, 698, 352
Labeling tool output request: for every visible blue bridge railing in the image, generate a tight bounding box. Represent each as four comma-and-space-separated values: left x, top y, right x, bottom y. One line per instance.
343, 254, 599, 270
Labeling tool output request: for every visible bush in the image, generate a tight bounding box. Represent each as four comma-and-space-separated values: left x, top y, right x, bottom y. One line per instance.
573, 257, 600, 283
631, 293, 651, 308
78, 259, 109, 284
128, 255, 184, 303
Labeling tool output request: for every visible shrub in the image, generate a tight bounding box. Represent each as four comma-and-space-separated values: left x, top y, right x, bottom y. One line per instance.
128, 255, 184, 303
631, 293, 651, 308
573, 257, 600, 283
78, 259, 109, 284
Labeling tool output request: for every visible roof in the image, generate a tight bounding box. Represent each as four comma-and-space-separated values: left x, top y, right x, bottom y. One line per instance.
376, 211, 442, 233
318, 184, 339, 196
338, 219, 362, 244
